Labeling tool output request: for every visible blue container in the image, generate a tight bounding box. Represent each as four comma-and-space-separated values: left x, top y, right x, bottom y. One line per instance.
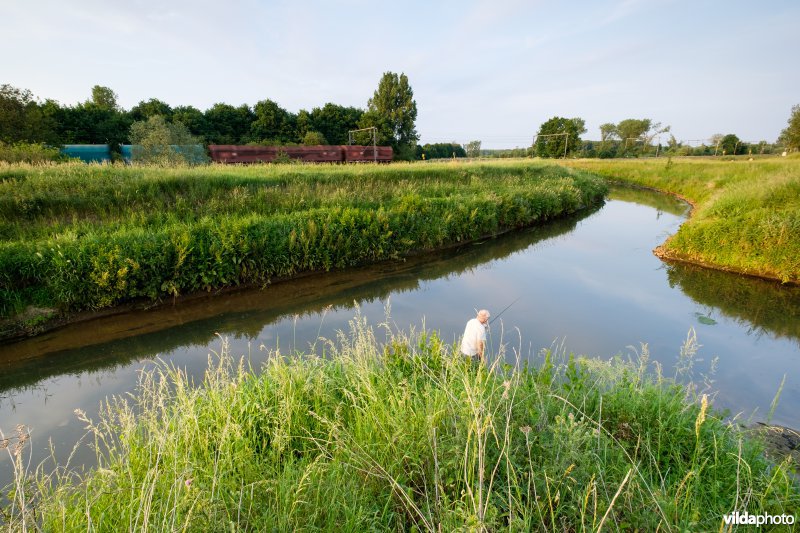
61, 144, 111, 163
120, 144, 133, 164
120, 144, 206, 165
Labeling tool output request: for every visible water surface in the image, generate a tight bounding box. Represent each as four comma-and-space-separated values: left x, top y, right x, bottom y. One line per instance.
1, 186, 798, 487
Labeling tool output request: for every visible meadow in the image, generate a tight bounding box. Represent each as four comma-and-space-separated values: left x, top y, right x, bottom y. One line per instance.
558, 156, 800, 284
3, 158, 799, 530
0, 160, 606, 327
3, 316, 797, 530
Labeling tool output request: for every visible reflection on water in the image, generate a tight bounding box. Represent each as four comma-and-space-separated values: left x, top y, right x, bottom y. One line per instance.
0, 205, 597, 391
667, 262, 800, 346
1, 185, 798, 488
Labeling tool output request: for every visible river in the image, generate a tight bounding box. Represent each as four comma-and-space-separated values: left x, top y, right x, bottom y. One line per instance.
1, 186, 798, 487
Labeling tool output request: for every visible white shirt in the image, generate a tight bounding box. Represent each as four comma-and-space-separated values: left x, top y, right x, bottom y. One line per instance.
461, 318, 487, 356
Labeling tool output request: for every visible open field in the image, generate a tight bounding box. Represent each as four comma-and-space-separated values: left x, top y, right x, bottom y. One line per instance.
3, 317, 797, 530
0, 160, 606, 329
557, 156, 800, 284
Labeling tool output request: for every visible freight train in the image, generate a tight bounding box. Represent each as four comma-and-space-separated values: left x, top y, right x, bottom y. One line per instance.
208, 144, 393, 164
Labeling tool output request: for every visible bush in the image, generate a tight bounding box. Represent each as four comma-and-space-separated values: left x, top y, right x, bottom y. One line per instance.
4, 318, 797, 530
0, 142, 63, 164
0, 161, 607, 316
302, 131, 328, 145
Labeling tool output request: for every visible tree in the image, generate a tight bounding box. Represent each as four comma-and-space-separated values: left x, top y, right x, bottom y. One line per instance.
172, 106, 209, 141
599, 123, 617, 142
0, 84, 57, 143
303, 131, 327, 145
250, 99, 296, 144
534, 117, 586, 158
358, 72, 418, 160
310, 103, 364, 145
129, 98, 173, 122
129, 115, 205, 165
719, 134, 742, 155
418, 143, 466, 159
295, 110, 313, 140
90, 85, 119, 111
204, 103, 254, 144
614, 118, 669, 155
779, 104, 800, 152
464, 140, 482, 158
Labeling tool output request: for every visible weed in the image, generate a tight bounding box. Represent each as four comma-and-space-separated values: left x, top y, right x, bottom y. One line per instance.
2, 316, 797, 530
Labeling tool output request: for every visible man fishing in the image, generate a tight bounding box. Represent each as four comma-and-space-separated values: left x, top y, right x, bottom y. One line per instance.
460, 309, 490, 364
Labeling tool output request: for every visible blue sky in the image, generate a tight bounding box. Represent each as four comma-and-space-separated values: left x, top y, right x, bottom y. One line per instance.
2, 0, 798, 148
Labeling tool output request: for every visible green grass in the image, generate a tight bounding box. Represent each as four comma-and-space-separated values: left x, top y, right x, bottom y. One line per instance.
3, 316, 797, 531
0, 160, 606, 318
558, 156, 800, 284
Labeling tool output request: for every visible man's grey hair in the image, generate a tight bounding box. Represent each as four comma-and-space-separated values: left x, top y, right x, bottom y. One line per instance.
478, 309, 490, 319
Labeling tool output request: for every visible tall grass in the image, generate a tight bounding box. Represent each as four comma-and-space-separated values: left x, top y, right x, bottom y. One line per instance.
559, 157, 800, 284
0, 161, 606, 318
3, 315, 797, 531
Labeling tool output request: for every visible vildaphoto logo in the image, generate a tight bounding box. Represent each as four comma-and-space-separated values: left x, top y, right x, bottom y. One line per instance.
723, 511, 795, 527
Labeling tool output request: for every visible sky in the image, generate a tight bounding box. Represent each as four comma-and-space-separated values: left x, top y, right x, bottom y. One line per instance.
2, 0, 798, 149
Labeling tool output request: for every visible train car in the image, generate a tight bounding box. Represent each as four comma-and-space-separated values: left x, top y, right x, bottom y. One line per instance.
282, 146, 346, 162
208, 145, 392, 164
207, 145, 281, 163
342, 145, 393, 163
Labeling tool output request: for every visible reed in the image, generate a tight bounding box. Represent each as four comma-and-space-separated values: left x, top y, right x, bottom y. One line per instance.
0, 160, 606, 319
558, 157, 800, 284
3, 314, 797, 531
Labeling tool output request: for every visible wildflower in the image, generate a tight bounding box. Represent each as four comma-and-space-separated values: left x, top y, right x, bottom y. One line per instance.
520, 426, 532, 437
185, 478, 193, 489
695, 394, 708, 439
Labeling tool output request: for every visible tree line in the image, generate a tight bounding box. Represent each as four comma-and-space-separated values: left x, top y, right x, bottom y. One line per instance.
0, 72, 420, 161
525, 114, 799, 159
3, 76, 798, 163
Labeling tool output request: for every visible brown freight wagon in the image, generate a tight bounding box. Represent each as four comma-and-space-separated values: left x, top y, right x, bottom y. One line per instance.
208, 145, 393, 164
342, 145, 393, 163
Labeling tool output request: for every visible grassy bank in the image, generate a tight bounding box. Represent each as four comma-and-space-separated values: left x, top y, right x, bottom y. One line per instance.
3, 317, 797, 530
0, 160, 605, 327
557, 156, 800, 284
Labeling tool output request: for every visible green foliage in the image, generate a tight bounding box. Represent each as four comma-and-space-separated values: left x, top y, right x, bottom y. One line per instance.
4, 319, 797, 530
720, 133, 743, 155
204, 103, 255, 144
128, 115, 207, 165
615, 118, 652, 145
561, 157, 800, 284
0, 161, 606, 316
129, 98, 173, 122
464, 140, 482, 158
0, 84, 380, 153
172, 105, 209, 141
0, 84, 58, 144
780, 104, 800, 152
359, 72, 419, 160
89, 85, 119, 111
0, 142, 63, 164
417, 143, 466, 160
610, 119, 670, 157
251, 99, 297, 144
535, 117, 586, 158
309, 103, 364, 145
484, 147, 535, 159
302, 130, 328, 146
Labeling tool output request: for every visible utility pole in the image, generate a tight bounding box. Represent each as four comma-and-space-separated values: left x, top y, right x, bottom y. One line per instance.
532, 132, 570, 158
348, 127, 378, 162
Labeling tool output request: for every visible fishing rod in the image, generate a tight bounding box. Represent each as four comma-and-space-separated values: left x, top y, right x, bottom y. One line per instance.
488, 296, 522, 326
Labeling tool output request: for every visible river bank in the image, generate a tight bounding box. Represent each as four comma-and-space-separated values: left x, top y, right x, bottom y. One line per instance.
558, 156, 800, 285
0, 160, 606, 341
3, 318, 797, 530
